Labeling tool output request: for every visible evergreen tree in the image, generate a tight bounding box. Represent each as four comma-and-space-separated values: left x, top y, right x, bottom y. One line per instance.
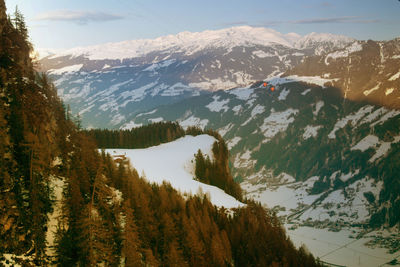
122, 201, 143, 267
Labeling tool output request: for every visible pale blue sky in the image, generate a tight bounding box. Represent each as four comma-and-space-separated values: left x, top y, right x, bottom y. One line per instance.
4, 0, 400, 50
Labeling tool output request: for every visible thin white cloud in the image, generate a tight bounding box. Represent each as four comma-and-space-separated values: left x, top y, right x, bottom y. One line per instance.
35, 10, 124, 25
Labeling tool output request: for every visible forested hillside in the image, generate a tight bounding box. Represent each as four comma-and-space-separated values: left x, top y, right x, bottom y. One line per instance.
84, 124, 243, 200
0, 2, 321, 266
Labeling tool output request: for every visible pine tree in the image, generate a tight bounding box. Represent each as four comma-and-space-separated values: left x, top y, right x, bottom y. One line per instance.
122, 201, 143, 267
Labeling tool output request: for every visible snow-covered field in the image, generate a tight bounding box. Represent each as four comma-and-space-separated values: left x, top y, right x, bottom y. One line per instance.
105, 135, 244, 208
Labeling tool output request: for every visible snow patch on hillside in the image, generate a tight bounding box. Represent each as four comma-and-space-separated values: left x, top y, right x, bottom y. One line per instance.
218, 123, 234, 137
106, 135, 244, 208
328, 105, 374, 139
227, 136, 241, 149
371, 109, 400, 126
228, 87, 255, 100
385, 88, 394, 95
120, 120, 143, 130
301, 88, 311, 95
103, 79, 134, 97
120, 81, 157, 104
252, 50, 275, 58
278, 87, 290, 100
259, 108, 299, 142
232, 105, 242, 115
206, 95, 230, 112
111, 114, 125, 125
161, 82, 192, 96
137, 109, 157, 117
189, 79, 237, 91
324, 42, 362, 65
146, 117, 162, 123
45, 176, 65, 258
267, 75, 336, 87
313, 101, 324, 116
388, 70, 400, 81
359, 107, 387, 125
234, 150, 256, 169
363, 83, 381, 96
303, 125, 322, 140
143, 59, 176, 72
351, 135, 380, 152
251, 104, 265, 117
338, 169, 360, 182
369, 136, 400, 162
179, 116, 209, 129
48, 64, 83, 75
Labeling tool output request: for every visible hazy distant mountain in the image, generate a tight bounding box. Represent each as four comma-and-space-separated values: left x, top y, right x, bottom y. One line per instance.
39, 26, 356, 128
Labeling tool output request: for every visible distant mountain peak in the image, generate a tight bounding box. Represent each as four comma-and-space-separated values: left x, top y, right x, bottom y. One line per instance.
295, 32, 355, 50
40, 26, 356, 61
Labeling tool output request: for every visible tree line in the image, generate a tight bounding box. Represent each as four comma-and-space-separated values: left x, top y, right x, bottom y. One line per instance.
83, 122, 186, 149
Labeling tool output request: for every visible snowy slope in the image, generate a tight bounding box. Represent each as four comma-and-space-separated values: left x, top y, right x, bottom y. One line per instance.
45, 26, 299, 61
105, 135, 244, 208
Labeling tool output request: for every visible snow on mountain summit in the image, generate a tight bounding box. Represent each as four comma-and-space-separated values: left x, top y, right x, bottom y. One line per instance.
47, 26, 300, 60
295, 32, 355, 50
45, 26, 345, 61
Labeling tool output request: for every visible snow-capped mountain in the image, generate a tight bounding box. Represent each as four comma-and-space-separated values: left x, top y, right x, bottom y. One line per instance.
294, 32, 355, 55
42, 26, 300, 60
37, 26, 400, 263
38, 26, 356, 128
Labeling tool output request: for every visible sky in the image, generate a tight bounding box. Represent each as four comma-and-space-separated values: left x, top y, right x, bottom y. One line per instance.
4, 0, 400, 50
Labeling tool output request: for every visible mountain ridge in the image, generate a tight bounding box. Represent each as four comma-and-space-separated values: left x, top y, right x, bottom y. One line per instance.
38, 26, 366, 129
38, 26, 355, 61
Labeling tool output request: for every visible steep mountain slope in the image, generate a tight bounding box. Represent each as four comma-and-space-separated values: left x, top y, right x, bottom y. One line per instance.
38, 27, 355, 128
126, 79, 400, 230
287, 38, 400, 108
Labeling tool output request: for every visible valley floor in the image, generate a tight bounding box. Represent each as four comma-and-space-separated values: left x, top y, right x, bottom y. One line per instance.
241, 176, 400, 267
287, 226, 400, 267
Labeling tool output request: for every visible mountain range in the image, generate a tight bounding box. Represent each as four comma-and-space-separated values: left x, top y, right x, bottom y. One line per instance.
38, 26, 400, 264
39, 26, 361, 128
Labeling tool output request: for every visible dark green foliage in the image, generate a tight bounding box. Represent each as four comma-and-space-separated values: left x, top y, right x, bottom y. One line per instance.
363, 191, 376, 204
84, 121, 185, 149
194, 141, 243, 201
